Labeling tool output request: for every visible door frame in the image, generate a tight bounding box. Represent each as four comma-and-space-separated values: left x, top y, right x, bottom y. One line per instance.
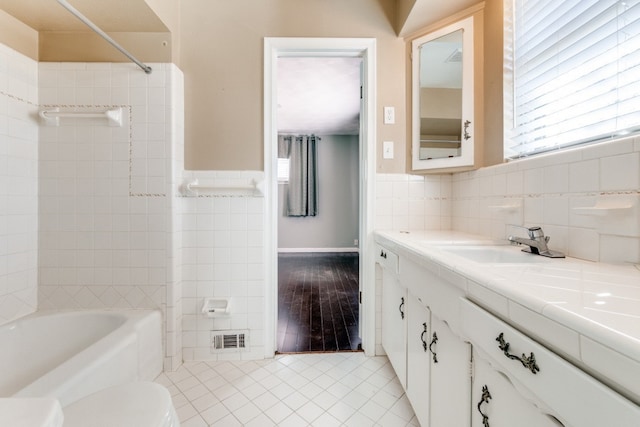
263, 37, 377, 356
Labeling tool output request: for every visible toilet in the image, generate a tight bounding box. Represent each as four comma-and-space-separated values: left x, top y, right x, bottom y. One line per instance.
63, 382, 180, 427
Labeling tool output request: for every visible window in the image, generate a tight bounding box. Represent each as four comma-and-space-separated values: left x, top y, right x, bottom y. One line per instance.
505, 0, 640, 158
277, 157, 290, 182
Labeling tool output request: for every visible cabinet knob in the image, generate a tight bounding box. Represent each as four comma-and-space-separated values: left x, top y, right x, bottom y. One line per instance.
429, 331, 439, 363
420, 323, 428, 352
477, 385, 492, 427
464, 120, 472, 140
496, 333, 540, 374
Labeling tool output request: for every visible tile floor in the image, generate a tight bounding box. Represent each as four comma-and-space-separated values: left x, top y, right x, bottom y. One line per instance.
155, 352, 418, 426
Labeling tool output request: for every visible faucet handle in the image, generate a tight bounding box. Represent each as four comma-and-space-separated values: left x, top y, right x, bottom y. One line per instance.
527, 226, 544, 239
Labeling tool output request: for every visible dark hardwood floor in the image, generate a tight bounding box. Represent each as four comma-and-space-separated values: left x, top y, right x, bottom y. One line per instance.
277, 252, 361, 353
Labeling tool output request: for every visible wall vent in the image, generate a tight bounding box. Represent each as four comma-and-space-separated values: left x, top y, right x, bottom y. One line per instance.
210, 330, 249, 353
445, 48, 463, 63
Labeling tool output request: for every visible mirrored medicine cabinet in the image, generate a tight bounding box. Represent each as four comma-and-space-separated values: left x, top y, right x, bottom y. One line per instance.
412, 16, 475, 171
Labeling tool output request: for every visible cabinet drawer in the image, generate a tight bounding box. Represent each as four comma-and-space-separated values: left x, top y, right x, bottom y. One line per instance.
461, 299, 640, 427
376, 244, 399, 274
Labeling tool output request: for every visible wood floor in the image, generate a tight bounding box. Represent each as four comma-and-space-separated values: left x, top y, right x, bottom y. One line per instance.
277, 252, 361, 353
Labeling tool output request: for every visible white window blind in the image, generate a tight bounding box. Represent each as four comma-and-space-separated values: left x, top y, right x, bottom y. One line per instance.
506, 0, 640, 158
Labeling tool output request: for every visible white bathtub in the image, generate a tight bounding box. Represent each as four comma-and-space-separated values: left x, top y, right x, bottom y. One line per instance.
0, 310, 163, 407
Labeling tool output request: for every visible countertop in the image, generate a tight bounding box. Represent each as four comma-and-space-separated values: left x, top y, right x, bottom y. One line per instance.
374, 229, 640, 403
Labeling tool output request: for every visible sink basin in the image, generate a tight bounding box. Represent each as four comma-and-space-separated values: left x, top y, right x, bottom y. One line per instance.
437, 245, 554, 264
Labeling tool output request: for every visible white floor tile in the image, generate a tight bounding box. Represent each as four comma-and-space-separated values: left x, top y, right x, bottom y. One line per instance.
155, 353, 417, 427
243, 413, 276, 427
296, 400, 324, 423
282, 391, 309, 411
264, 401, 294, 424
200, 402, 230, 425
252, 390, 280, 412
311, 412, 342, 427
346, 411, 378, 426
190, 392, 218, 413
180, 414, 208, 427
233, 401, 262, 424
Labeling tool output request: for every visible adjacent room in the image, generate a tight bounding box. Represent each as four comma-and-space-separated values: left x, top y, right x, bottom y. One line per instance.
276, 56, 362, 353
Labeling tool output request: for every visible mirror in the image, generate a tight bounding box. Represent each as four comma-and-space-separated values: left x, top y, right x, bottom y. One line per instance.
412, 16, 474, 171
418, 30, 463, 160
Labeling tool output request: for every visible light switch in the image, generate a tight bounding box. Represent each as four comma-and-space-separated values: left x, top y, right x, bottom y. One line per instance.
384, 106, 395, 124
383, 141, 394, 159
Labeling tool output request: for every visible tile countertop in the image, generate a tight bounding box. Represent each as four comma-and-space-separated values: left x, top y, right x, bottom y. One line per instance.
374, 230, 640, 404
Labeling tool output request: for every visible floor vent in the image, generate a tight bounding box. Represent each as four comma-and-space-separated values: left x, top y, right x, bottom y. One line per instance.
210, 330, 248, 353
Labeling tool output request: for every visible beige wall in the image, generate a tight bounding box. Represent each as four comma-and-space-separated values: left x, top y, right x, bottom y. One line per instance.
482, 0, 504, 166
144, 0, 181, 64
38, 31, 172, 63
0, 9, 38, 60
180, 0, 406, 172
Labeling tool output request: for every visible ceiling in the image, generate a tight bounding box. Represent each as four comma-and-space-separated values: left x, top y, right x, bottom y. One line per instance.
277, 57, 363, 136
0, 0, 167, 32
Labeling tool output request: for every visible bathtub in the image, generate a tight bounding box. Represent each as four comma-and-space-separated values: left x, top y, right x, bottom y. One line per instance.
0, 310, 162, 407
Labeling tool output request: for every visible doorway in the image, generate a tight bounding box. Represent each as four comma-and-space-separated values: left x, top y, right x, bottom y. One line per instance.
275, 57, 362, 353
264, 37, 377, 357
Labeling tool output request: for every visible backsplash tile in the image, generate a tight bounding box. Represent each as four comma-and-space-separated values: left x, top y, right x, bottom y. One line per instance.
450, 137, 640, 263
375, 173, 452, 232
377, 137, 639, 264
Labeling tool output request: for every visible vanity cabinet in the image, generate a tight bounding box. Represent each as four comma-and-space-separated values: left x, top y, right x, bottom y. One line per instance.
377, 238, 640, 427
471, 354, 564, 427
378, 245, 407, 389
429, 315, 471, 427
407, 294, 472, 427
461, 298, 640, 427
406, 295, 431, 424
380, 250, 472, 427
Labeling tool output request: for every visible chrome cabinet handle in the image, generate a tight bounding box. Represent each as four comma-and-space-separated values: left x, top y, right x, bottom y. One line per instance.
477, 385, 492, 427
464, 120, 471, 140
496, 333, 540, 374
420, 323, 428, 352
399, 297, 405, 319
429, 331, 439, 363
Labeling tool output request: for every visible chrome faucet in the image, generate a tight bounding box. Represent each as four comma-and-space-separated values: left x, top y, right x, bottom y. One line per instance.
508, 226, 565, 258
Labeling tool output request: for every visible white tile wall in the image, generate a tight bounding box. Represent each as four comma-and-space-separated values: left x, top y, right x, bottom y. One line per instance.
167, 66, 186, 371
451, 137, 640, 263
375, 173, 452, 231
179, 170, 266, 362
374, 137, 640, 356
0, 43, 39, 325
37, 62, 184, 370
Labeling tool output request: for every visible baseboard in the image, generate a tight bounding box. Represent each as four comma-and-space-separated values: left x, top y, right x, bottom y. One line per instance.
278, 247, 359, 253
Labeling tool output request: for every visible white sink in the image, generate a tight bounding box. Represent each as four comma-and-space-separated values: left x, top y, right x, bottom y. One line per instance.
437, 245, 555, 264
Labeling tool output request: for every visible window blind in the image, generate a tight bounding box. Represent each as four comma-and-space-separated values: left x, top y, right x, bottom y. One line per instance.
506, 0, 640, 158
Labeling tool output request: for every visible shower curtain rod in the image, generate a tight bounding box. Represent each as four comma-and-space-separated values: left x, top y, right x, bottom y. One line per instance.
56, 0, 152, 74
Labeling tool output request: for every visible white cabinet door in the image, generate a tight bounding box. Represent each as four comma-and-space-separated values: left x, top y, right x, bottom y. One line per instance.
382, 267, 407, 389
471, 354, 565, 427
430, 315, 472, 427
406, 295, 431, 426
